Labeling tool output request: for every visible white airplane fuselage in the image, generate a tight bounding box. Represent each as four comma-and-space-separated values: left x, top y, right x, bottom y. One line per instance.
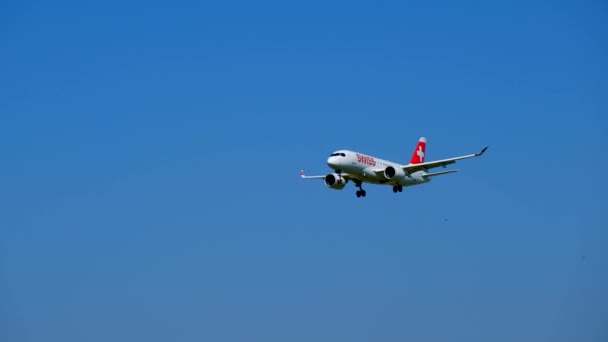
326, 150, 428, 187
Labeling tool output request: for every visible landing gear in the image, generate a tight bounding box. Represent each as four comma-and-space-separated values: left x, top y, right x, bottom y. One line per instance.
355, 181, 366, 198
392, 185, 403, 193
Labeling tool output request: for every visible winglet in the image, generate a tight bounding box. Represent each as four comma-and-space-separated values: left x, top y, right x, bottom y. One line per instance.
300, 170, 305, 178
476, 146, 488, 156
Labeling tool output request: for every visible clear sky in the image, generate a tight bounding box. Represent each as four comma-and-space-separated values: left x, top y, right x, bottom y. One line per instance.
1, 1, 607, 341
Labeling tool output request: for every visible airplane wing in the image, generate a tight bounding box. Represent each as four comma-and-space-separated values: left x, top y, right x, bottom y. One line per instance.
300, 170, 325, 179
300, 170, 355, 181
403, 146, 488, 173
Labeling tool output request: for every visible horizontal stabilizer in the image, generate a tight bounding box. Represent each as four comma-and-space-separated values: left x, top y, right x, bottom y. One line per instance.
424, 170, 459, 177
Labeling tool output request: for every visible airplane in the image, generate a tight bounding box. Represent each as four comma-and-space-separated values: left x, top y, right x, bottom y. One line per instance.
301, 137, 488, 198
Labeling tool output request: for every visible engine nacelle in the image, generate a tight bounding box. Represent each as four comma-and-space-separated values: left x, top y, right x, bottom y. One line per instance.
324, 173, 347, 190
383, 166, 406, 180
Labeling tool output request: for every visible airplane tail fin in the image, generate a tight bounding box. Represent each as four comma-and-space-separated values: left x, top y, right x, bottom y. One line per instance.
409, 137, 426, 164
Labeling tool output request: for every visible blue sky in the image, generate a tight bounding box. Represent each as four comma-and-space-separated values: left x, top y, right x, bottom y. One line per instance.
1, 1, 607, 341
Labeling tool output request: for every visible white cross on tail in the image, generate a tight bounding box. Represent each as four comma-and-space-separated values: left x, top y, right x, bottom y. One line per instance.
416, 146, 425, 162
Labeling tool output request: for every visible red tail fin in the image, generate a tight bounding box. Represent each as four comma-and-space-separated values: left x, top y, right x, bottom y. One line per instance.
409, 137, 426, 164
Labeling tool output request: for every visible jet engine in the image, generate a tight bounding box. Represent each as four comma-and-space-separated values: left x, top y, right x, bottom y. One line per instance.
383, 166, 406, 180
324, 173, 347, 190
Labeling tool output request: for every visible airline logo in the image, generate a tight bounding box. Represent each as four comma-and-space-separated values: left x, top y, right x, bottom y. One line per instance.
410, 137, 426, 164
417, 146, 425, 160
356, 153, 376, 166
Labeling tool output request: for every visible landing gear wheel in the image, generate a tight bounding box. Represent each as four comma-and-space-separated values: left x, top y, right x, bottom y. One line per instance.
393, 186, 399, 193
398, 185, 403, 192
355, 181, 366, 198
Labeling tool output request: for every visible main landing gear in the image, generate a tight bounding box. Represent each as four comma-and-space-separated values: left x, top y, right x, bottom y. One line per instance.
355, 181, 366, 198
392, 185, 403, 193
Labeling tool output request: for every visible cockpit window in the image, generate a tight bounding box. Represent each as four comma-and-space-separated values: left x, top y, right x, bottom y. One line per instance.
340, 153, 346, 157
330, 152, 347, 157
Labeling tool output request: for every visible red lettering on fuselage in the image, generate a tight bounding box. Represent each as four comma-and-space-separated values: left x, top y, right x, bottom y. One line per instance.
356, 153, 376, 166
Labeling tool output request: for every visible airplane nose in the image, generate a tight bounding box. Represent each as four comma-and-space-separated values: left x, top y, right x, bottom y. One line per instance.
327, 157, 337, 168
